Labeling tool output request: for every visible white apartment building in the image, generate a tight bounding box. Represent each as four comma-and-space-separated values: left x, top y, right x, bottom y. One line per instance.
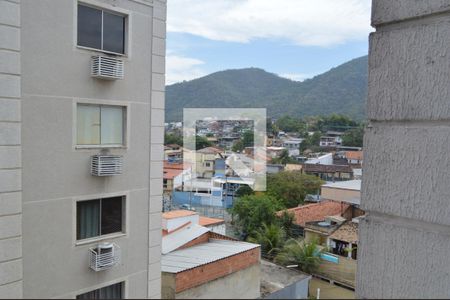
0, 0, 166, 298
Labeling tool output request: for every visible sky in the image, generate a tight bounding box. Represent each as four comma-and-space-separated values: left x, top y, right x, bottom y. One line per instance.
166, 0, 373, 85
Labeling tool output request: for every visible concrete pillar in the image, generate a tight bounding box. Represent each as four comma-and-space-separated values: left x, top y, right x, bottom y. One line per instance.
0, 0, 23, 298
357, 1, 450, 298
148, 0, 166, 298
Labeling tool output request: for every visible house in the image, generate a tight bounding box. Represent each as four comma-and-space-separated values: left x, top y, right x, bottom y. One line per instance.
304, 152, 333, 165
345, 151, 363, 165
0, 1, 167, 298
282, 138, 303, 157
161, 211, 261, 299
185, 146, 224, 178
267, 164, 285, 174
320, 132, 344, 147
165, 144, 183, 162
302, 163, 354, 181
321, 180, 362, 206
278, 200, 350, 237
266, 146, 287, 159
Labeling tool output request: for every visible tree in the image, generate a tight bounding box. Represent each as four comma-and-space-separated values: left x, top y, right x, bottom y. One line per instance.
267, 171, 324, 208
275, 239, 322, 274
275, 115, 305, 132
342, 126, 364, 147
248, 223, 285, 258
271, 149, 296, 165
278, 210, 295, 238
164, 133, 183, 146
195, 135, 212, 150
242, 130, 254, 148
235, 185, 254, 197
232, 139, 244, 152
230, 194, 283, 237
300, 132, 321, 152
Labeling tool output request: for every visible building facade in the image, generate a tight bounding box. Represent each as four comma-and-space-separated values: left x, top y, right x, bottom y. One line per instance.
0, 0, 166, 298
357, 1, 450, 298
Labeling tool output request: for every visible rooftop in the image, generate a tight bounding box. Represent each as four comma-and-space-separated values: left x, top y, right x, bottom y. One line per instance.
162, 239, 259, 273
279, 201, 350, 227
162, 210, 197, 219
260, 259, 311, 298
162, 223, 209, 254
303, 163, 353, 173
329, 221, 359, 244
199, 216, 225, 227
322, 180, 361, 191
197, 146, 224, 154
345, 151, 363, 161
163, 168, 183, 180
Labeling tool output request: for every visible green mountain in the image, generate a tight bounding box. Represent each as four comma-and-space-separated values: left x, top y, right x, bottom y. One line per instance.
165, 55, 368, 122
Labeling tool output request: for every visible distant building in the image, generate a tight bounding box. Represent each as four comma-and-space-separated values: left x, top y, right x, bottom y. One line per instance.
302, 163, 354, 181
320, 131, 344, 147
344, 151, 363, 165
282, 138, 303, 157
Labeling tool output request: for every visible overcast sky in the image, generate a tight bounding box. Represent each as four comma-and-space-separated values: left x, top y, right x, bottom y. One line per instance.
166, 0, 372, 85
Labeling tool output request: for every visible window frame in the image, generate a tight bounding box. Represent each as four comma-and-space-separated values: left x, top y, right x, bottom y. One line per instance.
75, 0, 131, 57
74, 100, 129, 149
74, 192, 129, 246
75, 280, 127, 299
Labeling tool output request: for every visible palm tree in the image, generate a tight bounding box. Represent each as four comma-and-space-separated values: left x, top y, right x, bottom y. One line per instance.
275, 238, 322, 274
248, 223, 285, 258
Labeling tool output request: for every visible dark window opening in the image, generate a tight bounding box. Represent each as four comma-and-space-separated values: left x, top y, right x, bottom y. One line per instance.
77, 196, 124, 240
77, 3, 126, 54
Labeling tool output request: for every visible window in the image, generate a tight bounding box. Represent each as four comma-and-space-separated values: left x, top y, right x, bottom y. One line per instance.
77, 282, 124, 299
77, 196, 124, 240
77, 104, 125, 146
77, 3, 126, 54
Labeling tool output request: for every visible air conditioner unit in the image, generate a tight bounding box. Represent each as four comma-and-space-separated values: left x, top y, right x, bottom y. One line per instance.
89, 242, 121, 271
91, 155, 123, 176
91, 56, 124, 80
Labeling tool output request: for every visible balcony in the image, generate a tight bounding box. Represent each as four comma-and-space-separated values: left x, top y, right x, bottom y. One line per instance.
89, 243, 121, 271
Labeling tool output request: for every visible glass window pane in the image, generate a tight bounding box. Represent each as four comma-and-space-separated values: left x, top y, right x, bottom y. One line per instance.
77, 282, 123, 299
77, 4, 102, 50
77, 105, 100, 145
77, 200, 100, 240
101, 197, 123, 235
101, 106, 124, 145
103, 12, 125, 54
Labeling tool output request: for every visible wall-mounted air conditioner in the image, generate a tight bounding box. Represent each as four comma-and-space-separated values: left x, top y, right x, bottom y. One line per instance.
91, 155, 123, 176
91, 56, 124, 80
89, 242, 121, 271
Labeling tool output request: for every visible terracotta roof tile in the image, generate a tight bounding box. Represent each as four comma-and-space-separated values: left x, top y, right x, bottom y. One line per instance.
199, 216, 225, 227
345, 151, 363, 161
279, 200, 350, 227
329, 221, 358, 244
162, 210, 197, 219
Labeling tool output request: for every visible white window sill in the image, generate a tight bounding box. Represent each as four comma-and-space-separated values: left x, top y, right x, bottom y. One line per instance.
76, 232, 126, 246
75, 145, 127, 150
76, 45, 128, 58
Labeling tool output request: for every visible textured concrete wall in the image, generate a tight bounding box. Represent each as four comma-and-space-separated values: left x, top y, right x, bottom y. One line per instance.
0, 0, 23, 298
357, 1, 450, 298
174, 264, 261, 299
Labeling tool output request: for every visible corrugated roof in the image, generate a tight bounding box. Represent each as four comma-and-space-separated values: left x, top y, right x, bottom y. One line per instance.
162, 239, 259, 273
162, 223, 210, 254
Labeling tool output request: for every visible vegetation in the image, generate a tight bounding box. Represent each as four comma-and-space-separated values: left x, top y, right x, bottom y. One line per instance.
248, 223, 286, 256
164, 133, 183, 146
342, 125, 364, 147
232, 130, 254, 152
267, 171, 324, 208
166, 56, 368, 122
195, 135, 212, 150
235, 185, 254, 197
275, 239, 322, 274
230, 194, 283, 237
278, 210, 296, 238
271, 149, 297, 165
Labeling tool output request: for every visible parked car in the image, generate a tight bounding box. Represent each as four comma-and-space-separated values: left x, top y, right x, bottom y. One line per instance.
179, 204, 196, 211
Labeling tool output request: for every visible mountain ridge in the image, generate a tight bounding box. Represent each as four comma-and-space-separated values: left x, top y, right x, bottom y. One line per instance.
166, 55, 368, 122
